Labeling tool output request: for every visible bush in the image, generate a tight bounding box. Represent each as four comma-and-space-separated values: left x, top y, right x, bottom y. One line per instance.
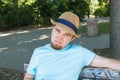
0, 0, 90, 31
0, 1, 34, 31
94, 1, 110, 17
17, 5, 34, 26
94, 8, 103, 17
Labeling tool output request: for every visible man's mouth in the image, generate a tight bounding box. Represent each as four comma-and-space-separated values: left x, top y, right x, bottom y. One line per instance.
55, 40, 62, 44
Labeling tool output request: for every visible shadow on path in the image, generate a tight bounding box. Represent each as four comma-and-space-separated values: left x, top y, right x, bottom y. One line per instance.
0, 27, 51, 72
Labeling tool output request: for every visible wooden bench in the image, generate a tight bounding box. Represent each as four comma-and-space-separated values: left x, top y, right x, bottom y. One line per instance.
79, 66, 120, 80
79, 48, 120, 79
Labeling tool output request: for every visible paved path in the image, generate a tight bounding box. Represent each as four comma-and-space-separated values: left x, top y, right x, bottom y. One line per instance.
0, 27, 110, 72
0, 17, 110, 72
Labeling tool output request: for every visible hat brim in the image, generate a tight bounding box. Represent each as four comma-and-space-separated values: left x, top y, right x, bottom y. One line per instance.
50, 18, 80, 37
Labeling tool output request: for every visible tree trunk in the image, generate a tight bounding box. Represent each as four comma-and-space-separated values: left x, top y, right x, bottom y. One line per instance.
109, 0, 120, 60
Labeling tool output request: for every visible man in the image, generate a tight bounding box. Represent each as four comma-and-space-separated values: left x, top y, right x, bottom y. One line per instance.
24, 11, 120, 80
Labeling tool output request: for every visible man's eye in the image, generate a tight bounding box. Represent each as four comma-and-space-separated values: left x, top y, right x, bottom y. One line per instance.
64, 34, 71, 37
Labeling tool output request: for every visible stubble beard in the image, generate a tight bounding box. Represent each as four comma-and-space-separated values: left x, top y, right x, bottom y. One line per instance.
51, 42, 62, 50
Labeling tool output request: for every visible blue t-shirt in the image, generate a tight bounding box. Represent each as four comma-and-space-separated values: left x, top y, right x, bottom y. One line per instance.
27, 43, 96, 80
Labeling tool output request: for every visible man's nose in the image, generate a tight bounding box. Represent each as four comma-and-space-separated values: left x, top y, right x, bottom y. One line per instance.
57, 33, 64, 40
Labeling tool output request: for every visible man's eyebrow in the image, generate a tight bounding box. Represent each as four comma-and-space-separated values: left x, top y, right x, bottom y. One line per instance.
55, 27, 60, 32
65, 33, 71, 35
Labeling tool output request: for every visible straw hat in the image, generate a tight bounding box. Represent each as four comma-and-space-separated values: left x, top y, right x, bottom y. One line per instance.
50, 11, 80, 36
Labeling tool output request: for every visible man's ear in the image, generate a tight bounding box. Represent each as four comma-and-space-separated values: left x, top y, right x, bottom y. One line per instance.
71, 36, 76, 41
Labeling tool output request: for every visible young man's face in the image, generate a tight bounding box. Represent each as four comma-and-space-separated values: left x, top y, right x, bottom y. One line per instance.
51, 26, 75, 50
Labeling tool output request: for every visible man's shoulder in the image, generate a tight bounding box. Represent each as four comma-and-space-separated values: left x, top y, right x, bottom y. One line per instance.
71, 44, 82, 48
34, 44, 50, 52
70, 44, 90, 52
35, 44, 49, 50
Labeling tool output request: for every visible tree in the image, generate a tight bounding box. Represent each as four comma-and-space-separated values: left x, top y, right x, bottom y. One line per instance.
94, 0, 110, 17
109, 0, 120, 60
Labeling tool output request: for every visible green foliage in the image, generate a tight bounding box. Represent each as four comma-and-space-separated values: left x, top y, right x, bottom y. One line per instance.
52, 0, 90, 19
31, 0, 90, 25
32, 0, 52, 26
0, 0, 90, 31
94, 8, 103, 17
104, 3, 110, 16
68, 0, 90, 19
98, 0, 109, 6
18, 4, 34, 26
94, 0, 110, 17
98, 22, 110, 34
0, 1, 17, 31
0, 0, 34, 31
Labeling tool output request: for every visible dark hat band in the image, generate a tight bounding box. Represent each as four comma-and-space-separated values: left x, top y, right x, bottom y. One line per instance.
56, 19, 77, 34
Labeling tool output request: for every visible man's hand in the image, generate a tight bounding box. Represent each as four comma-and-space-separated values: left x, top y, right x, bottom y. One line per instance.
24, 73, 34, 80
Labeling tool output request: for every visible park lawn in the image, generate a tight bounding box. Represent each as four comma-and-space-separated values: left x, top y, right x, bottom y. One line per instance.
78, 22, 110, 34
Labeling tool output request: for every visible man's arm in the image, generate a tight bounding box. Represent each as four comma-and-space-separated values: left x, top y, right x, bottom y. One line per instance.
24, 73, 34, 80
90, 55, 120, 71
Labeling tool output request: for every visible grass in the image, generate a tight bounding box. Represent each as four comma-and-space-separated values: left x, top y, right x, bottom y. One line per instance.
78, 22, 110, 34
98, 22, 110, 34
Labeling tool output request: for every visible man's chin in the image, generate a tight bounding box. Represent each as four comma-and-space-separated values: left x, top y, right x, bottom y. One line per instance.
51, 43, 62, 50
